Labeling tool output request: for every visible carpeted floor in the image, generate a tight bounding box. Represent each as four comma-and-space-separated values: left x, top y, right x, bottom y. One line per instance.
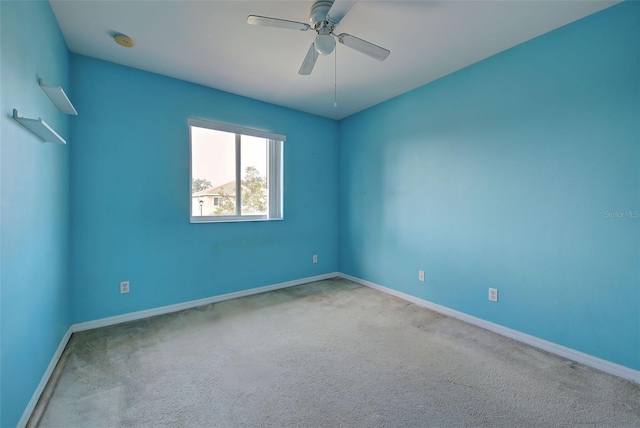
32, 278, 640, 427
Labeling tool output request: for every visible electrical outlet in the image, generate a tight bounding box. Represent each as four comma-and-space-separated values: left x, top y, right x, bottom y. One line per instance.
418, 270, 425, 282
120, 281, 130, 294
313, 255, 318, 264
488, 288, 498, 302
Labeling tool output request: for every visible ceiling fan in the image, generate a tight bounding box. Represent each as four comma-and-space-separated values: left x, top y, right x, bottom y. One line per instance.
247, 0, 390, 75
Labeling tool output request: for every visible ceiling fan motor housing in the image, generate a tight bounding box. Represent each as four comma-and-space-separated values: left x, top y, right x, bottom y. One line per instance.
310, 1, 334, 28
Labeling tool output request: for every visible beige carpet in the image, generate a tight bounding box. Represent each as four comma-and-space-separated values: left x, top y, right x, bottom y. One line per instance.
32, 278, 640, 427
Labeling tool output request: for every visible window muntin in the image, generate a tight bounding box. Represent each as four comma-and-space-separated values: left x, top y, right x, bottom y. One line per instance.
189, 118, 284, 223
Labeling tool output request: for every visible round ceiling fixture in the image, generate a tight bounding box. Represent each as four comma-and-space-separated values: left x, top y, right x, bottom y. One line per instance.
314, 34, 335, 55
114, 34, 134, 48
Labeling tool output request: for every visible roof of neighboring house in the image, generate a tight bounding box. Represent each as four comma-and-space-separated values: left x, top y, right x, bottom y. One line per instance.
192, 181, 236, 198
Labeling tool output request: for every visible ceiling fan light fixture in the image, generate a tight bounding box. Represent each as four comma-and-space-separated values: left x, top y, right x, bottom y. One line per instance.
314, 33, 335, 55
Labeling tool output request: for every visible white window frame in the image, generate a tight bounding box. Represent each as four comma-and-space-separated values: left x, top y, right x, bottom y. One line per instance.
189, 118, 284, 223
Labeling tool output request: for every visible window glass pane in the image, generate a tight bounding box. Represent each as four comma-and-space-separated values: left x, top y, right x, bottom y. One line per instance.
240, 135, 268, 216
191, 127, 236, 216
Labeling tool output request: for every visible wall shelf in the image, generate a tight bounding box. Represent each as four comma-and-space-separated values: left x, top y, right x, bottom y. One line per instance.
12, 109, 66, 144
39, 79, 78, 115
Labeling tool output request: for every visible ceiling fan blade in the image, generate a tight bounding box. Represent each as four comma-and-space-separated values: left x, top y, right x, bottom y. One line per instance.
299, 43, 319, 75
327, 0, 357, 27
336, 33, 390, 61
247, 15, 310, 31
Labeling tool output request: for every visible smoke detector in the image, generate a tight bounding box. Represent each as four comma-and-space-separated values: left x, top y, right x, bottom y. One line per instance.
114, 34, 134, 48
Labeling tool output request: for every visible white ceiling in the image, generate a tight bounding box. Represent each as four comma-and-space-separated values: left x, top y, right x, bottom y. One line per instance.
50, 0, 619, 120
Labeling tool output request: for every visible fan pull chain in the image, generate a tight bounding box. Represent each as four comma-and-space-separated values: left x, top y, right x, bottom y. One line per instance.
334, 44, 337, 107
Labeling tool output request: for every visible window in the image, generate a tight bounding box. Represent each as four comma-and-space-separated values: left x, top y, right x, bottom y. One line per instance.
189, 118, 284, 223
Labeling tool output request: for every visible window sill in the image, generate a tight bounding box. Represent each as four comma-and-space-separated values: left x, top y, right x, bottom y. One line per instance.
190, 216, 283, 224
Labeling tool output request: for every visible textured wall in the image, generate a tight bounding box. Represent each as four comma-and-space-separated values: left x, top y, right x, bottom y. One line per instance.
69, 55, 339, 324
339, 2, 639, 370
0, 1, 71, 426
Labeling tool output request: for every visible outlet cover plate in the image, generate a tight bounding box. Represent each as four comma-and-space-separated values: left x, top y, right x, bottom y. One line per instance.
120, 281, 130, 294
418, 270, 425, 282
488, 288, 498, 302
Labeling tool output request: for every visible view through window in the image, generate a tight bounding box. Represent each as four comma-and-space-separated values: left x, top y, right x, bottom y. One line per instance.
189, 118, 283, 222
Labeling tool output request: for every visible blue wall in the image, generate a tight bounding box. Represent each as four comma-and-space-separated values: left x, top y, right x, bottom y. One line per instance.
69, 55, 339, 323
339, 1, 639, 370
0, 1, 71, 426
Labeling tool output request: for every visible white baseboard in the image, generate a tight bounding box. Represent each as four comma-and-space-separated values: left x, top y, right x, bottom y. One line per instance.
339, 272, 640, 384
71, 272, 340, 332
17, 327, 72, 428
